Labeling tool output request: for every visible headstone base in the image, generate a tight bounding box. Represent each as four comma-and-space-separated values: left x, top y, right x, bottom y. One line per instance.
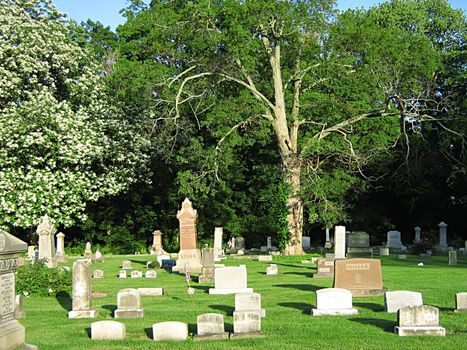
454, 309, 467, 313
172, 249, 203, 274
230, 332, 265, 339
313, 272, 333, 278
394, 326, 445, 336
15, 344, 38, 350
114, 309, 144, 318
349, 288, 386, 297
68, 310, 98, 319
55, 255, 68, 263
193, 332, 229, 341
0, 320, 27, 350
311, 308, 358, 316
209, 288, 253, 295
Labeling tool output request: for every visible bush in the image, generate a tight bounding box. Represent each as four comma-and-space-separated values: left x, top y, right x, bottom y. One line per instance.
16, 260, 72, 297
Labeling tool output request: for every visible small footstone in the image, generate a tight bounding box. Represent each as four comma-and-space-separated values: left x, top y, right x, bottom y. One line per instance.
152, 322, 188, 341
91, 321, 126, 340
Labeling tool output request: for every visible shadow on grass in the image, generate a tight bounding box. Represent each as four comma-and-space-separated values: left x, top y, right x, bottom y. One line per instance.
225, 322, 233, 333
85, 327, 91, 339
278, 302, 310, 314
144, 327, 153, 339
284, 271, 314, 278
274, 262, 309, 269
102, 304, 117, 317
56, 292, 72, 311
188, 323, 197, 335
353, 302, 385, 312
209, 304, 235, 315
129, 259, 148, 266
273, 284, 321, 292
351, 318, 396, 333
192, 285, 210, 293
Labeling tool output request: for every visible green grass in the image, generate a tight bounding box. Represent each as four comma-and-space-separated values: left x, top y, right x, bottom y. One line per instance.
20, 254, 467, 349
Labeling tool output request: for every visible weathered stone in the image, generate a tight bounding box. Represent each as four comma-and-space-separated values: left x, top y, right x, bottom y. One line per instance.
37, 215, 57, 268
198, 266, 215, 283
55, 232, 67, 262
312, 288, 358, 316
130, 270, 142, 278
68, 259, 98, 318
84, 242, 92, 259
313, 258, 338, 278
334, 226, 346, 259
414, 226, 421, 242
194, 313, 228, 340
118, 270, 127, 278
93, 269, 104, 279
151, 230, 165, 255
257, 255, 273, 262
232, 310, 262, 335
214, 227, 225, 262
114, 288, 143, 318
449, 251, 457, 265
455, 292, 467, 312
379, 247, 389, 256
92, 249, 104, 263
26, 246, 36, 261
121, 260, 132, 269
137, 288, 163, 296
387, 231, 403, 250
395, 305, 445, 336
145, 270, 157, 278
334, 258, 385, 296
302, 237, 311, 249
266, 264, 278, 275
438, 222, 448, 250
152, 322, 188, 341
385, 291, 423, 313
209, 265, 253, 294
91, 321, 126, 340
235, 293, 265, 317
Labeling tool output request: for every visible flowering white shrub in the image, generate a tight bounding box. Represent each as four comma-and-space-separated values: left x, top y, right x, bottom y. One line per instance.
0, 0, 149, 228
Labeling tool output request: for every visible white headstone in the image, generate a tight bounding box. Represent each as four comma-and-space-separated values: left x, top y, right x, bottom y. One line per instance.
55, 232, 65, 257
334, 226, 346, 259
266, 264, 278, 275
114, 288, 143, 318
214, 227, 224, 262
152, 322, 188, 341
438, 222, 448, 250
122, 260, 132, 269
312, 288, 358, 316
209, 265, 253, 294
232, 310, 262, 335
145, 270, 157, 278
130, 270, 142, 278
91, 321, 126, 340
118, 270, 127, 278
93, 269, 104, 279
385, 291, 423, 313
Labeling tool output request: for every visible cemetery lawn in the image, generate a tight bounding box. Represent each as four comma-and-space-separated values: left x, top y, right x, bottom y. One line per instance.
22, 254, 466, 349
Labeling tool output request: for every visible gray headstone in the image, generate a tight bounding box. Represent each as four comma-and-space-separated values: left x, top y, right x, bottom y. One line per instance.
385, 291, 423, 313
114, 288, 143, 318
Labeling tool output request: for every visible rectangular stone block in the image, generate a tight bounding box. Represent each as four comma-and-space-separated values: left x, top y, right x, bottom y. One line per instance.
118, 270, 127, 278
137, 288, 164, 296
266, 264, 278, 275
93, 269, 104, 279
91, 321, 126, 340
385, 291, 423, 313
257, 255, 273, 262
314, 258, 336, 278
455, 292, 467, 312
114, 289, 143, 318
449, 251, 457, 265
145, 270, 157, 278
334, 258, 385, 296
397, 305, 439, 327
196, 313, 225, 336
235, 293, 261, 311
209, 265, 253, 294
121, 260, 132, 269
233, 310, 261, 334
394, 326, 445, 336
130, 270, 142, 278
152, 322, 188, 341
312, 288, 358, 316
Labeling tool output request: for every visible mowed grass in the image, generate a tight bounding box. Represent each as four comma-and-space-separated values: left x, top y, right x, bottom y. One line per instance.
20, 254, 467, 349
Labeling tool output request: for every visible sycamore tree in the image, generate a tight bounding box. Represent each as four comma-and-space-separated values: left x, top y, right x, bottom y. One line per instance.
0, 0, 149, 229
116, 0, 464, 254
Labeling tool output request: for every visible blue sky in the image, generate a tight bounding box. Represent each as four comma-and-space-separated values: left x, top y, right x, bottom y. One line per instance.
54, 0, 466, 30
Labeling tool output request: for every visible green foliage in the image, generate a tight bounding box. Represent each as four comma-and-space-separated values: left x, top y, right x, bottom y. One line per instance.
16, 260, 72, 297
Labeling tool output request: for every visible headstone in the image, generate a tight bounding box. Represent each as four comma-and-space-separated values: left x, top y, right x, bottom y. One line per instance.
118, 270, 127, 278
91, 320, 126, 340
0, 230, 37, 350
313, 258, 338, 278
152, 321, 188, 341
130, 270, 142, 278
199, 247, 215, 283
324, 227, 332, 249
26, 245, 36, 261
257, 255, 273, 262
232, 310, 262, 337
92, 249, 104, 263
448, 251, 457, 265
145, 270, 157, 278
214, 227, 225, 262
398, 254, 407, 259
234, 237, 245, 255
437, 222, 448, 250
312, 288, 358, 316
267, 237, 272, 249
151, 230, 165, 255
172, 198, 203, 273
302, 236, 311, 249
93, 269, 104, 279
84, 242, 92, 259
266, 264, 278, 275
235, 292, 265, 317
414, 226, 421, 242
334, 258, 385, 296
114, 288, 143, 318
455, 292, 467, 312
209, 265, 253, 294
68, 259, 98, 318
379, 247, 389, 256
387, 231, 404, 250
55, 232, 67, 262
137, 288, 163, 296
194, 313, 228, 340
37, 215, 57, 268
395, 305, 445, 336
334, 226, 346, 259
15, 295, 25, 319
121, 260, 132, 270
346, 231, 373, 258
385, 291, 423, 313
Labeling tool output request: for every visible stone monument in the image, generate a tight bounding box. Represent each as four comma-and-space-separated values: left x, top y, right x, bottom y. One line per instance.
438, 222, 448, 251
414, 226, 421, 242
313, 258, 339, 278
234, 237, 245, 255
449, 251, 457, 265
151, 230, 166, 255
395, 305, 445, 336
37, 215, 57, 268
198, 246, 214, 283
172, 198, 202, 273
68, 259, 98, 318
324, 227, 332, 249
334, 258, 386, 296
0, 229, 37, 350
55, 232, 67, 263
346, 231, 373, 258
213, 227, 225, 262
334, 226, 346, 259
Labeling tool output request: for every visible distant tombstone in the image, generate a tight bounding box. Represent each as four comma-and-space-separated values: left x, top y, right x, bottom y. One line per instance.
398, 254, 407, 259
312, 288, 358, 316
194, 313, 228, 340
68, 259, 98, 318
121, 260, 132, 269
235, 237, 245, 255
214, 227, 225, 262
118, 270, 127, 278
313, 258, 337, 278
346, 231, 373, 258
302, 237, 311, 249
138, 288, 163, 296
385, 291, 423, 313
448, 251, 457, 265
114, 288, 143, 318
92, 249, 104, 263
199, 247, 215, 283
455, 292, 467, 312
437, 222, 448, 250
209, 265, 253, 294
151, 230, 164, 255
37, 215, 57, 268
91, 320, 126, 340
379, 247, 389, 256
414, 227, 421, 242
235, 293, 265, 317
387, 231, 403, 250
55, 232, 67, 262
334, 258, 385, 296
26, 245, 36, 260
258, 255, 273, 262
161, 259, 176, 269
395, 305, 445, 336
152, 322, 188, 341
93, 269, 104, 279
172, 198, 203, 273
324, 227, 332, 248
0, 229, 37, 350
15, 295, 25, 319
419, 253, 431, 259
334, 226, 346, 259
130, 270, 142, 278
145, 270, 157, 278
266, 264, 278, 275
84, 242, 92, 259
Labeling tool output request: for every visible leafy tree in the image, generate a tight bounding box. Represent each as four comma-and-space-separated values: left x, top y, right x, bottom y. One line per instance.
0, 0, 149, 229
